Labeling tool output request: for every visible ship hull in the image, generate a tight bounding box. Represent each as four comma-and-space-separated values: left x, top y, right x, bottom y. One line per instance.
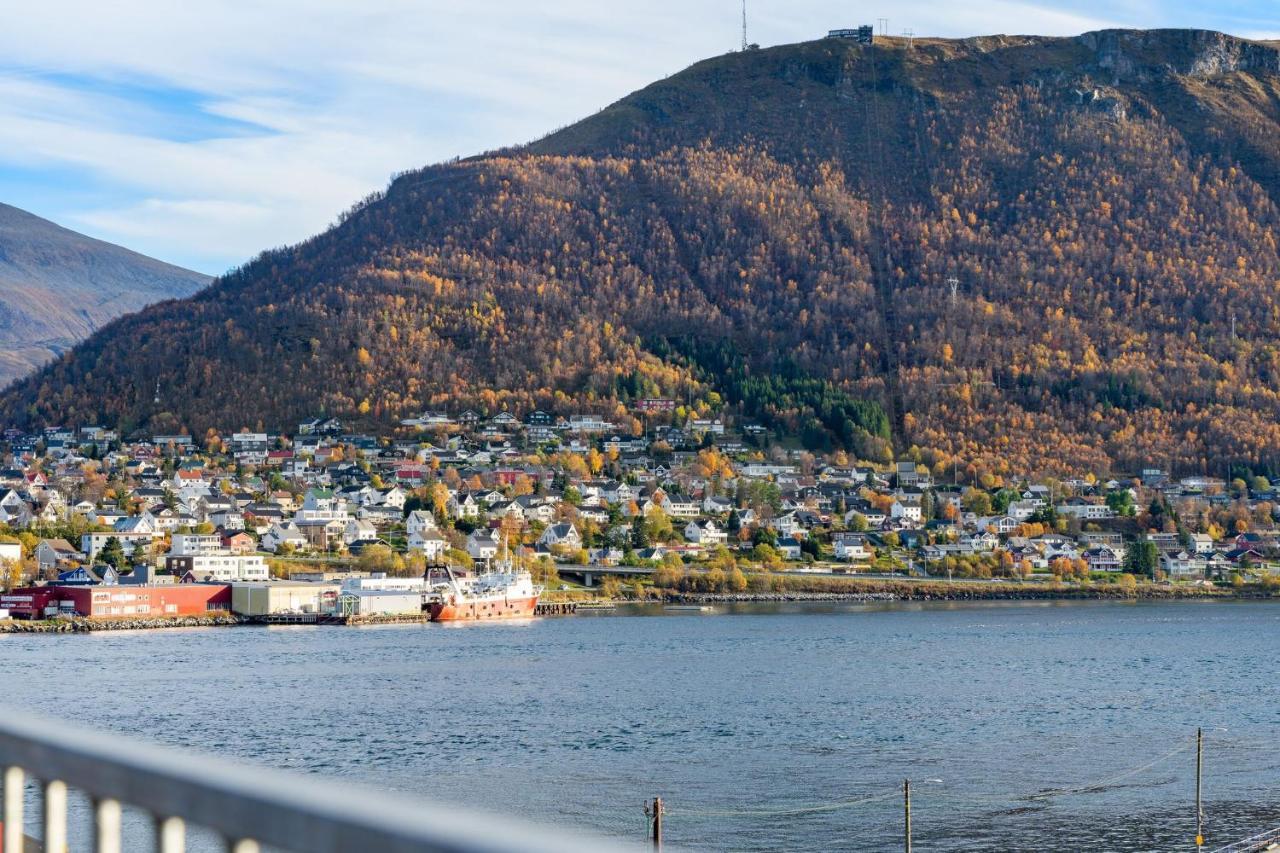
429, 595, 538, 622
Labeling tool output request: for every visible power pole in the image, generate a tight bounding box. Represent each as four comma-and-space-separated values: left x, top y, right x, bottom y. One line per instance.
645, 797, 663, 849
903, 779, 912, 853
877, 17, 889, 37
1196, 728, 1204, 849
903, 29, 915, 49
948, 276, 959, 305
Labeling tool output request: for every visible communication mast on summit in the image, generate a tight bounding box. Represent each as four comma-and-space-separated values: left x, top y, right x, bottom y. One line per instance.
741, 0, 748, 51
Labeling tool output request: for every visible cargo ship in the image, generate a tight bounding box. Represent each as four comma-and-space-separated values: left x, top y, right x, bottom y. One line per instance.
426, 559, 542, 622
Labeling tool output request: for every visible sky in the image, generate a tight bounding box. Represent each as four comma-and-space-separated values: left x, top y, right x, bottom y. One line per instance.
1, 1, 1276, 275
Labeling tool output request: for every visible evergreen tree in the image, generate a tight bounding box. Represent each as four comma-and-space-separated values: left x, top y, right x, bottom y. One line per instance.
99, 537, 126, 571
1123, 541, 1159, 579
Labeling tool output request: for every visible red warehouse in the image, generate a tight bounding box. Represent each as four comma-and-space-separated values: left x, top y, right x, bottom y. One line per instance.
0, 588, 60, 620
50, 584, 231, 618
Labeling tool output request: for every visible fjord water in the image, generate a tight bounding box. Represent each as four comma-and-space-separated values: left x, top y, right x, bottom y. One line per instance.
3, 601, 1279, 851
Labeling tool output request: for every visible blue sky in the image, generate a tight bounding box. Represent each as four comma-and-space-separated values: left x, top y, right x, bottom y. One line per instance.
1, 1, 1275, 275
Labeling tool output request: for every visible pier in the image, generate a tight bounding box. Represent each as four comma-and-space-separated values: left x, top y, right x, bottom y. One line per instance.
534, 601, 577, 616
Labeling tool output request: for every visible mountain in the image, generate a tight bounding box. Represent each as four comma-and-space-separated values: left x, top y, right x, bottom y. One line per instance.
0, 204, 210, 386
5, 28, 1280, 478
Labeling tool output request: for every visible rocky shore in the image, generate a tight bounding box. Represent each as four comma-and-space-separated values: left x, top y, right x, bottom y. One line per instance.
0, 614, 247, 633
662, 580, 1252, 604
667, 591, 899, 603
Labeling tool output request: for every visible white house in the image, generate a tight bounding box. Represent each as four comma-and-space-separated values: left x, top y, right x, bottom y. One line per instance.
295, 489, 349, 522
537, 523, 581, 549
408, 530, 449, 560
343, 519, 377, 545
81, 531, 156, 561
466, 529, 501, 562
702, 495, 734, 515
406, 510, 437, 538
975, 515, 1019, 535
175, 554, 269, 583
262, 523, 308, 553
1055, 499, 1112, 521
889, 500, 923, 524
683, 519, 727, 546
1190, 533, 1215, 555
447, 493, 480, 519
833, 532, 871, 561
661, 494, 700, 519
1161, 550, 1206, 579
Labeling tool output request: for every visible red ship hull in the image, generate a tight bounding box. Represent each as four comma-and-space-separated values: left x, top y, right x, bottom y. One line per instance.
429, 595, 538, 622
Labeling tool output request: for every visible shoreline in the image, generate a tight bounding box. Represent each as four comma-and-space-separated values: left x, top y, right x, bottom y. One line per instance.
655, 579, 1256, 604
1, 582, 1271, 633
0, 613, 248, 633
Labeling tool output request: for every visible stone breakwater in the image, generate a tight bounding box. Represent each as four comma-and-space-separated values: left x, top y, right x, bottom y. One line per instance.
0, 614, 246, 633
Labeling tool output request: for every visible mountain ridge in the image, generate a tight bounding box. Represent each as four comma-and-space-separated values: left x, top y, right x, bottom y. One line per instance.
4, 28, 1280, 478
0, 203, 210, 387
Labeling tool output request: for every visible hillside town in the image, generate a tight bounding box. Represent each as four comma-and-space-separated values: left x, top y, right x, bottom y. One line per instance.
0, 408, 1276, 622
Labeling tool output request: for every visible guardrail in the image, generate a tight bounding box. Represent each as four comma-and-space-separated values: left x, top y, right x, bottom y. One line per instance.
0, 707, 638, 853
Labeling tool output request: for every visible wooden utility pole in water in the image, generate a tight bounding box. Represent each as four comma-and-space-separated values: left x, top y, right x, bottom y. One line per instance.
904, 779, 912, 853
646, 796, 663, 849
1196, 728, 1204, 848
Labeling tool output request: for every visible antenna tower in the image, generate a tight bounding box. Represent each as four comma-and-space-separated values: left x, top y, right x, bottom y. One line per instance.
741, 0, 748, 51
947, 276, 959, 305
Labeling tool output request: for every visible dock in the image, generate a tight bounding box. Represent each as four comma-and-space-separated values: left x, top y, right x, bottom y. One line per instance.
534, 601, 577, 616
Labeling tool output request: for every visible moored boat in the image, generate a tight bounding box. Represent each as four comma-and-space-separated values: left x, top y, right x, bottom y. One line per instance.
426, 555, 542, 622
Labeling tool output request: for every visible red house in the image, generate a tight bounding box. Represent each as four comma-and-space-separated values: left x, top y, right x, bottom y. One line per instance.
221, 531, 255, 554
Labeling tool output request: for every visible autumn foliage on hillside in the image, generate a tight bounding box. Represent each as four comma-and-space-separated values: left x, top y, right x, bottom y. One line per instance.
5, 29, 1280, 477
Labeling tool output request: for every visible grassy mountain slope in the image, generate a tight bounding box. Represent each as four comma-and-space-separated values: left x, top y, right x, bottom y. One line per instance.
5, 29, 1280, 477
0, 204, 210, 386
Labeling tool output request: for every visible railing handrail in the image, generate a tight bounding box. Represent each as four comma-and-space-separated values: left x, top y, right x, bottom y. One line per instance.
0, 707, 641, 852
1209, 824, 1280, 853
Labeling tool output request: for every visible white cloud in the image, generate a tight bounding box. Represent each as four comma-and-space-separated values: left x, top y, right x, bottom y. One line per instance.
0, 0, 1237, 272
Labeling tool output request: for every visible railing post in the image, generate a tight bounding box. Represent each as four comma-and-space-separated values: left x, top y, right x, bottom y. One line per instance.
94, 798, 122, 853
3, 766, 23, 853
155, 815, 185, 853
44, 779, 67, 853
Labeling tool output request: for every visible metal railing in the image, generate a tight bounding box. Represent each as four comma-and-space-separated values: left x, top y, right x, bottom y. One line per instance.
0, 707, 638, 853
1210, 825, 1280, 853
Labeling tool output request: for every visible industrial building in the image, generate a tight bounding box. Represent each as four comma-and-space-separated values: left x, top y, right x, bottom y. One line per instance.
0, 587, 59, 619
0, 584, 231, 619
827, 26, 874, 43
335, 589, 423, 617
334, 574, 427, 616
230, 581, 341, 618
